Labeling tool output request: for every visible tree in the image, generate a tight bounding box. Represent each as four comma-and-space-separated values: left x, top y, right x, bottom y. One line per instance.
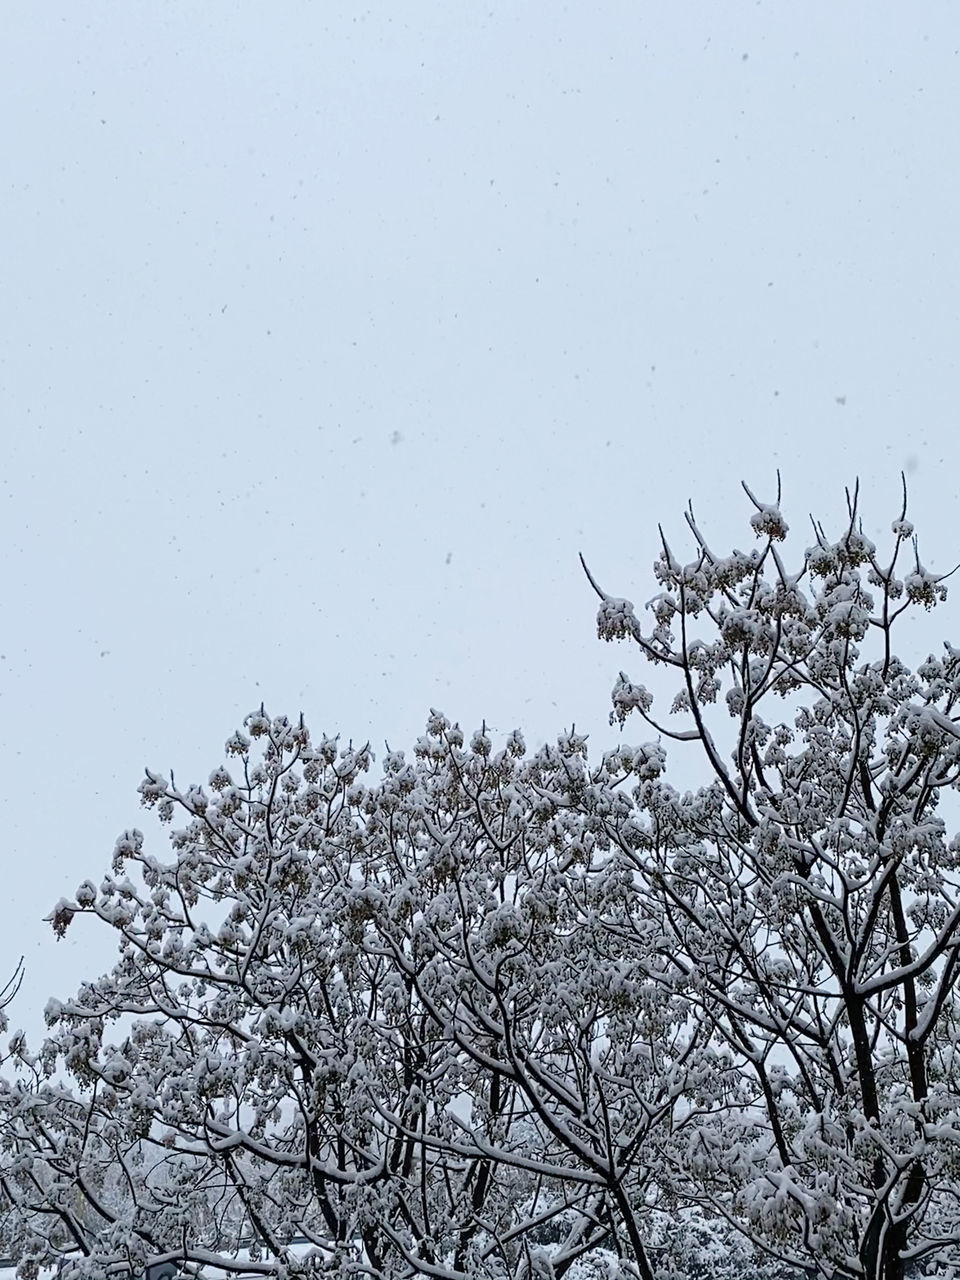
582, 479, 960, 1279
2, 481, 960, 1280
0, 719, 710, 1279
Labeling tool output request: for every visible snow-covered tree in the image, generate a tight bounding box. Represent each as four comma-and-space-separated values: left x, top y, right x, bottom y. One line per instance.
583, 479, 960, 1280
3, 480, 960, 1280
0, 717, 706, 1279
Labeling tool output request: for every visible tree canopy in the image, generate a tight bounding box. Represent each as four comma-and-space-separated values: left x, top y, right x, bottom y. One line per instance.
2, 482, 959, 1280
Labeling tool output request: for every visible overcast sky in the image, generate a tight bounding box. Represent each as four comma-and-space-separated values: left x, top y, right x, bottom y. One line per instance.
2, 2, 959, 1035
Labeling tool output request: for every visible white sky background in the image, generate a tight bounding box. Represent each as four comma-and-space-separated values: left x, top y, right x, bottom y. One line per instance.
1, 2, 959, 1038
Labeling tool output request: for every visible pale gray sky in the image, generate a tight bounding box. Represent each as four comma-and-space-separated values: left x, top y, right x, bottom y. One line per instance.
2, 2, 959, 1033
